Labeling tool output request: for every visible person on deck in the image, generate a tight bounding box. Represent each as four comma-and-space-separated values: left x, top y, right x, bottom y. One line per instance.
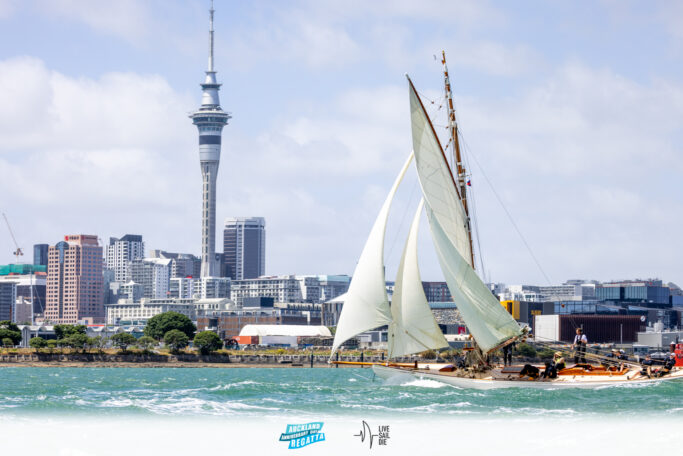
640, 354, 654, 378
554, 352, 566, 371
502, 343, 514, 366
658, 353, 676, 377
572, 328, 588, 364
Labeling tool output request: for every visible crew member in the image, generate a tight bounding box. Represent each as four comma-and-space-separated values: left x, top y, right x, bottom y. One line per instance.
658, 353, 676, 377
554, 352, 566, 371
502, 343, 514, 366
640, 354, 654, 378
572, 328, 588, 364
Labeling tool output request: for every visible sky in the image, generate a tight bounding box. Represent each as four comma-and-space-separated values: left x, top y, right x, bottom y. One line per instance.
0, 0, 681, 286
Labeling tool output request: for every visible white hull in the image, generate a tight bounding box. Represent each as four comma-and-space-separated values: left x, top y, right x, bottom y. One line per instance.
372, 364, 683, 390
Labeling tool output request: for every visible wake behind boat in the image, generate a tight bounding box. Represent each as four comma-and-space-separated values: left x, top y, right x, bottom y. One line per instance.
329, 53, 683, 389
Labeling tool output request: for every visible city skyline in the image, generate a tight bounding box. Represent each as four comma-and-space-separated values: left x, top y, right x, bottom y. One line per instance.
0, 1, 681, 285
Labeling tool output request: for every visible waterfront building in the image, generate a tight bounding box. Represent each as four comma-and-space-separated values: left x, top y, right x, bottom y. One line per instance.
129, 258, 171, 299
223, 217, 265, 280
596, 279, 670, 304
149, 250, 201, 279
190, 4, 231, 278
105, 234, 144, 282
534, 314, 643, 343
33, 244, 49, 266
199, 276, 230, 299
45, 235, 104, 325
197, 306, 321, 340
316, 275, 350, 302
105, 298, 197, 325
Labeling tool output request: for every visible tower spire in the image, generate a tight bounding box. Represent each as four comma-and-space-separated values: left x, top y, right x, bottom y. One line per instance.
208, 0, 214, 72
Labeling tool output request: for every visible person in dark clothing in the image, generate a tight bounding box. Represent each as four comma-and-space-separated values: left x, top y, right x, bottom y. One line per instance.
519, 364, 540, 379
502, 343, 514, 366
657, 353, 676, 377
640, 354, 654, 378
572, 328, 587, 364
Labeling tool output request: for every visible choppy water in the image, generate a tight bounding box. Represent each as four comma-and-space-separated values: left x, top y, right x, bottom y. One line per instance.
1, 367, 682, 418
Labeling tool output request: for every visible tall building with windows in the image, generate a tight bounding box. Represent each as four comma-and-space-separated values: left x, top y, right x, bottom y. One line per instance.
33, 244, 49, 266
190, 3, 230, 278
223, 217, 265, 280
105, 234, 144, 282
45, 235, 104, 324
129, 258, 172, 300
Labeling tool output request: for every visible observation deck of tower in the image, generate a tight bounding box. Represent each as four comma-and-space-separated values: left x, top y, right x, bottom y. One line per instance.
190, 1, 231, 278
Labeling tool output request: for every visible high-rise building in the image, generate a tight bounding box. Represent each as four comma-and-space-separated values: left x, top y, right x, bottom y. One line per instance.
0, 282, 15, 321
189, 3, 231, 278
223, 217, 265, 280
33, 244, 49, 266
45, 235, 104, 324
129, 258, 171, 300
149, 250, 201, 279
105, 234, 144, 282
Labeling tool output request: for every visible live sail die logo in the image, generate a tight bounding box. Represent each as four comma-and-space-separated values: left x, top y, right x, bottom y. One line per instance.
354, 420, 390, 449
279, 422, 326, 449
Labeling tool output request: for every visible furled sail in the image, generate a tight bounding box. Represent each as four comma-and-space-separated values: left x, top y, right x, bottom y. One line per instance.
407, 75, 522, 353
329, 153, 414, 358
388, 199, 449, 358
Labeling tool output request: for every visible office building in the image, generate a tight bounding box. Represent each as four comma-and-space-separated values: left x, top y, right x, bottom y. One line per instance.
45, 235, 104, 324
105, 234, 144, 282
33, 244, 49, 266
0, 282, 15, 321
596, 279, 670, 304
129, 258, 172, 300
149, 250, 201, 279
223, 217, 265, 280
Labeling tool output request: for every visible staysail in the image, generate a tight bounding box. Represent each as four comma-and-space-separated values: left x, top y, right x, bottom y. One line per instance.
329, 153, 414, 358
407, 76, 522, 353
388, 199, 449, 358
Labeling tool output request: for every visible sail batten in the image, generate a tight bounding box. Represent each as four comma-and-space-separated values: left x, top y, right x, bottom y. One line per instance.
329, 153, 414, 358
388, 199, 449, 358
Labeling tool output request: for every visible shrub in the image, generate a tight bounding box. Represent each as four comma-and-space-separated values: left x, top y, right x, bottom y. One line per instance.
0, 320, 22, 345
420, 349, 437, 360
194, 331, 223, 355
136, 335, 156, 352
2, 337, 13, 347
515, 343, 537, 358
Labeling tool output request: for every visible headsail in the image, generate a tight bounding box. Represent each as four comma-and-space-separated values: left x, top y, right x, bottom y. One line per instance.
329, 153, 414, 358
407, 76, 522, 353
388, 199, 449, 358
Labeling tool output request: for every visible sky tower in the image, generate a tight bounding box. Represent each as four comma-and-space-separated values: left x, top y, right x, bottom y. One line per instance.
190, 1, 231, 278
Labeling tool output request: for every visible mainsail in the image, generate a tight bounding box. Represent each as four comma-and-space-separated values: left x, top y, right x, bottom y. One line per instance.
329, 153, 414, 357
407, 76, 522, 353
388, 199, 449, 358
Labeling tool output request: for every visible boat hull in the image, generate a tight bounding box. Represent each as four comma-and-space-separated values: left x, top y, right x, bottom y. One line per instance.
372, 364, 683, 390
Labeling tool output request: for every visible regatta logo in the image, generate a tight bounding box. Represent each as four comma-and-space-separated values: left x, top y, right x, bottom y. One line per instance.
354, 420, 390, 449
279, 422, 326, 449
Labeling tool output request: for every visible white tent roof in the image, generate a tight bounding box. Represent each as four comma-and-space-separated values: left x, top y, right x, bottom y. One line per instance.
239, 325, 332, 337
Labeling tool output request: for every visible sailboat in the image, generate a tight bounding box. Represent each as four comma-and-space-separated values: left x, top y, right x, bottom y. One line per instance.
329, 54, 683, 389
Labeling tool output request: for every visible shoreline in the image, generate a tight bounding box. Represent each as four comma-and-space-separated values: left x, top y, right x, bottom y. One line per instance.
0, 361, 353, 368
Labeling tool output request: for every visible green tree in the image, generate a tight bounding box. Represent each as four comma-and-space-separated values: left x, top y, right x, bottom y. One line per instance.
194, 331, 223, 355
0, 320, 22, 345
66, 333, 90, 351
136, 336, 156, 352
29, 337, 47, 350
164, 329, 189, 353
54, 324, 86, 339
111, 333, 137, 351
2, 337, 13, 347
144, 312, 196, 340
92, 335, 107, 353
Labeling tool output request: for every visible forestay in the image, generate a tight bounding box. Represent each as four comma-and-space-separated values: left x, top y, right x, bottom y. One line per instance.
329, 153, 414, 358
388, 199, 449, 358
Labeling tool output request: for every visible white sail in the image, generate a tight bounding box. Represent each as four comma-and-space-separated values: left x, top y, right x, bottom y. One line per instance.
407, 77, 473, 269
330, 153, 414, 358
408, 76, 522, 353
425, 193, 522, 353
388, 199, 449, 358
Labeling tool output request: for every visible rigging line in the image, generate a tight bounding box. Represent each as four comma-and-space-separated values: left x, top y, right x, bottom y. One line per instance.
457, 130, 553, 286
460, 141, 486, 281
385, 177, 419, 264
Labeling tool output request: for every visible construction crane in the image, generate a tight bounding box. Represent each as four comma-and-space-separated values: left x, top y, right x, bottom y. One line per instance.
2, 212, 23, 263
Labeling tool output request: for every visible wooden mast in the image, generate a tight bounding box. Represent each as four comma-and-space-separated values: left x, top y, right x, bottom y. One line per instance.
441, 50, 475, 270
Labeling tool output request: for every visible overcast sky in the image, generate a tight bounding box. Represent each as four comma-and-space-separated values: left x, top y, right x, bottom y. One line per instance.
0, 0, 681, 286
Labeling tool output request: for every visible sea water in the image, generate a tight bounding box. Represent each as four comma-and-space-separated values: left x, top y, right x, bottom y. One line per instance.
1, 367, 681, 455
